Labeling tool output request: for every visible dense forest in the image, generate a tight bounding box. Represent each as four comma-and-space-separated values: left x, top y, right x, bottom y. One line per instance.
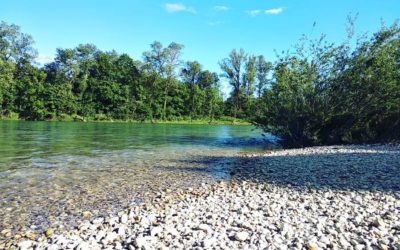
0, 21, 265, 124
0, 20, 399, 146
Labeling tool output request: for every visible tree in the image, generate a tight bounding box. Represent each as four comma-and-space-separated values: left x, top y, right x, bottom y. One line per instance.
255, 21, 400, 146
219, 48, 247, 119
243, 55, 256, 96
0, 59, 16, 116
181, 61, 201, 85
255, 55, 272, 98
143, 41, 184, 120
181, 61, 202, 120
0, 21, 37, 66
198, 70, 219, 89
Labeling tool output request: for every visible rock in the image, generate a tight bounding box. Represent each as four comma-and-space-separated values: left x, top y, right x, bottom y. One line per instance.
26, 231, 36, 240
319, 236, 330, 245
14, 234, 22, 241
45, 228, 54, 237
116, 226, 126, 236
203, 238, 216, 248
150, 226, 163, 237
197, 224, 212, 233
45, 244, 59, 250
355, 245, 365, 250
75, 241, 90, 250
379, 244, 388, 250
114, 242, 123, 249
135, 236, 148, 249
82, 211, 93, 218
234, 231, 249, 241
92, 217, 104, 224
102, 232, 119, 245
372, 217, 386, 228
1, 229, 11, 237
306, 242, 319, 250
147, 214, 157, 223
339, 237, 350, 248
120, 213, 128, 224
165, 226, 179, 236
17, 240, 33, 250
139, 216, 151, 227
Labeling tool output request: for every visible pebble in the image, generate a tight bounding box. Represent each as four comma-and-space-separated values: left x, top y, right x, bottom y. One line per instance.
120, 214, 128, 224
17, 240, 33, 250
150, 226, 163, 237
203, 238, 216, 248
197, 224, 212, 233
234, 231, 249, 241
26, 231, 36, 240
45, 228, 54, 238
82, 211, 93, 218
5, 145, 400, 250
307, 241, 319, 250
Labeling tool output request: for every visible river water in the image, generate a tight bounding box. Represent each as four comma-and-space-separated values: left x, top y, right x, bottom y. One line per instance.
0, 121, 274, 235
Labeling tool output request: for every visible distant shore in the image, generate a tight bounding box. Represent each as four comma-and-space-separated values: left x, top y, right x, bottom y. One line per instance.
0, 116, 251, 126
4, 144, 400, 250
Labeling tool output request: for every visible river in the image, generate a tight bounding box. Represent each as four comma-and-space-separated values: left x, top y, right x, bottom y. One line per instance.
0, 121, 275, 235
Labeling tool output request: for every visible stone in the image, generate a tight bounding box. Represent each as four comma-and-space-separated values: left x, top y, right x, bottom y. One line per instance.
150, 226, 163, 237
234, 231, 249, 241
306, 242, 319, 250
135, 236, 148, 249
197, 224, 212, 233
17, 240, 33, 250
116, 226, 126, 236
82, 211, 93, 218
1, 229, 11, 237
92, 217, 104, 224
372, 217, 386, 228
45, 228, 54, 238
114, 241, 123, 249
355, 245, 365, 250
120, 214, 128, 224
203, 238, 216, 248
102, 232, 119, 245
379, 244, 388, 250
14, 234, 22, 241
26, 231, 36, 240
75, 242, 90, 250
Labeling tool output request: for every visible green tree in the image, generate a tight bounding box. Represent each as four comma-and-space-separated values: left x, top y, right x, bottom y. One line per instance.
219, 48, 247, 119
0, 21, 37, 66
255, 55, 273, 98
143, 41, 184, 120
243, 55, 256, 96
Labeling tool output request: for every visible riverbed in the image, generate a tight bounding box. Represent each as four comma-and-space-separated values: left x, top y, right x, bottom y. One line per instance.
0, 121, 274, 240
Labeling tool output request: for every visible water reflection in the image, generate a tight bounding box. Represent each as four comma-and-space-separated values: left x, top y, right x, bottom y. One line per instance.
0, 121, 273, 171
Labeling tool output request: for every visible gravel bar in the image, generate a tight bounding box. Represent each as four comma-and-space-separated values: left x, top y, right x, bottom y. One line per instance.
3, 144, 400, 250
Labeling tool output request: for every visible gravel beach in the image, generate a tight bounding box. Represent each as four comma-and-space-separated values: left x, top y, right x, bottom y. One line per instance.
3, 145, 400, 250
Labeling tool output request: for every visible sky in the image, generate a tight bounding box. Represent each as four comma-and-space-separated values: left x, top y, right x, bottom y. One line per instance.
1, 0, 399, 84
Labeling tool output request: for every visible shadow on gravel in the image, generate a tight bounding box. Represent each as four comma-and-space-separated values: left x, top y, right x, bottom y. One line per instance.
170, 147, 400, 192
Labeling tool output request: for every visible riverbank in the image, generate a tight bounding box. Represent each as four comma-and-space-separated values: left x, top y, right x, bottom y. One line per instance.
4, 144, 400, 250
0, 115, 251, 126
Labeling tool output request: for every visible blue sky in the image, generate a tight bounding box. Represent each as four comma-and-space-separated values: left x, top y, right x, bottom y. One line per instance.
1, 0, 399, 75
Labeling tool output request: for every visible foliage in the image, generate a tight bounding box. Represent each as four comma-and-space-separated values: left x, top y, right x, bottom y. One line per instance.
0, 22, 226, 123
255, 22, 400, 146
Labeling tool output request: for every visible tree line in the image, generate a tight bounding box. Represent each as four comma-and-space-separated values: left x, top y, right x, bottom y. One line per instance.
1, 20, 399, 145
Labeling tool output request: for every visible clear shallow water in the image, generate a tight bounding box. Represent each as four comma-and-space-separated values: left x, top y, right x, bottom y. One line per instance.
0, 121, 273, 235
0, 121, 269, 171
